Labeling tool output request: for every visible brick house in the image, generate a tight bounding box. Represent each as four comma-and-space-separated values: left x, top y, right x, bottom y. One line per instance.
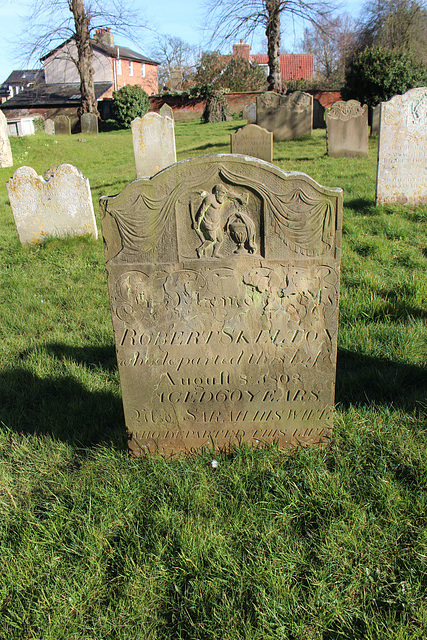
232, 41, 313, 83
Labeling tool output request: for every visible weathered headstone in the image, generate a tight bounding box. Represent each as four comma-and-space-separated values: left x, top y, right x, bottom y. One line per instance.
7, 164, 97, 244
256, 91, 313, 141
230, 124, 273, 162
81, 113, 98, 135
243, 103, 257, 124
312, 99, 325, 129
326, 100, 368, 158
131, 112, 177, 178
0, 110, 13, 168
159, 104, 174, 120
371, 104, 380, 136
100, 155, 343, 455
44, 119, 55, 135
376, 87, 427, 206
54, 115, 71, 135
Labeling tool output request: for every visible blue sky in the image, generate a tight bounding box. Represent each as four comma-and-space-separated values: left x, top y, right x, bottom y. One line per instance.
0, 0, 366, 84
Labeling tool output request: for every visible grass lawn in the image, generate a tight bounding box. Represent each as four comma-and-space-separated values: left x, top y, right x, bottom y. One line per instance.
0, 120, 426, 640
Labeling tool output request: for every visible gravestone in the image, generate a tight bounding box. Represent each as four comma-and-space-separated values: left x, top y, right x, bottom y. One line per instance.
44, 119, 55, 135
326, 100, 368, 158
230, 124, 273, 162
0, 110, 13, 168
100, 154, 343, 456
81, 113, 98, 135
54, 115, 71, 135
376, 87, 427, 206
243, 103, 257, 124
371, 104, 380, 136
7, 164, 97, 244
312, 99, 325, 129
160, 104, 174, 120
256, 91, 313, 141
131, 112, 176, 178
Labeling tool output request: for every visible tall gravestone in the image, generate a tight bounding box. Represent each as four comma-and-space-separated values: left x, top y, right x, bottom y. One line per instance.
257, 91, 313, 141
371, 104, 380, 136
54, 115, 71, 135
326, 100, 368, 158
243, 103, 257, 124
7, 164, 97, 244
100, 155, 343, 455
81, 113, 98, 135
160, 104, 174, 120
0, 110, 13, 168
44, 119, 55, 135
131, 112, 177, 178
376, 87, 427, 206
230, 124, 273, 162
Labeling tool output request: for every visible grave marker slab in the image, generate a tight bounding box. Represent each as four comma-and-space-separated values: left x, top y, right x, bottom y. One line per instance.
44, 119, 55, 135
54, 115, 71, 135
159, 104, 174, 120
371, 104, 380, 136
230, 124, 273, 162
326, 100, 368, 158
243, 103, 257, 124
100, 155, 343, 455
81, 113, 98, 135
0, 110, 13, 168
376, 87, 427, 206
7, 164, 97, 244
131, 112, 176, 178
256, 91, 313, 141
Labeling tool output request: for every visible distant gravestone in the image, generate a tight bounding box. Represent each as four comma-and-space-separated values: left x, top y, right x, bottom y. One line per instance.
81, 113, 98, 135
371, 104, 380, 136
54, 115, 71, 135
312, 99, 325, 129
100, 154, 343, 456
131, 112, 176, 178
44, 119, 55, 135
7, 164, 98, 244
326, 100, 368, 158
242, 103, 257, 124
0, 110, 13, 168
230, 124, 273, 162
159, 104, 174, 120
256, 91, 313, 141
376, 87, 427, 206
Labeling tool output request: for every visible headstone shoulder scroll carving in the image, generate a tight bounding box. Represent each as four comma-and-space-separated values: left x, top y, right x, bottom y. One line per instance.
326, 99, 369, 158
256, 91, 313, 141
100, 154, 343, 455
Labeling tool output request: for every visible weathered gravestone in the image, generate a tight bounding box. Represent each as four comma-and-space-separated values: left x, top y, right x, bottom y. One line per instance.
44, 119, 55, 135
100, 155, 343, 455
376, 87, 427, 206
326, 100, 368, 158
0, 110, 13, 168
131, 112, 176, 178
230, 124, 273, 162
7, 164, 97, 244
160, 104, 174, 120
371, 104, 380, 136
54, 115, 71, 135
257, 91, 313, 141
81, 113, 98, 135
243, 103, 257, 124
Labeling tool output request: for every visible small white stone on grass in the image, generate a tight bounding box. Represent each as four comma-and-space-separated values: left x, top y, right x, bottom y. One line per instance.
211, 460, 218, 469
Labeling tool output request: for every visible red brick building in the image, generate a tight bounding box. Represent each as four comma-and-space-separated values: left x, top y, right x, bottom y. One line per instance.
232, 41, 313, 83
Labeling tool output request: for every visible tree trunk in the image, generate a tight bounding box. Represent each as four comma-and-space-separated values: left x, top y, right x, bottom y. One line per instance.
70, 0, 99, 117
265, 0, 282, 92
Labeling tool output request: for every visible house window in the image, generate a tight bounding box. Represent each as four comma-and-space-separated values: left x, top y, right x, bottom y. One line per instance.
129, 60, 133, 76
116, 58, 121, 74
141, 63, 145, 78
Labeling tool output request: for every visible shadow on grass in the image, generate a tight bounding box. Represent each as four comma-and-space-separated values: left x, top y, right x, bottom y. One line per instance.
345, 197, 375, 213
0, 344, 126, 448
336, 348, 427, 410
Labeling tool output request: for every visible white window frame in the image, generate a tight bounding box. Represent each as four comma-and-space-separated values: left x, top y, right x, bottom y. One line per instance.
141, 63, 145, 78
129, 60, 133, 76
116, 58, 122, 75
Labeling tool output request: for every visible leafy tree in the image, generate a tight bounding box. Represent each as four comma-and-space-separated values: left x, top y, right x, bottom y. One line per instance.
112, 84, 150, 128
343, 46, 427, 106
195, 52, 267, 91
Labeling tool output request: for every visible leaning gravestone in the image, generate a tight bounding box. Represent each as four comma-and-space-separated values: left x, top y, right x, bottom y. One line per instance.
230, 124, 273, 162
131, 112, 177, 178
159, 104, 174, 120
0, 110, 13, 168
257, 91, 313, 141
243, 103, 257, 124
54, 115, 71, 135
81, 113, 98, 135
326, 100, 368, 158
376, 87, 427, 206
7, 164, 97, 244
100, 154, 343, 455
44, 119, 55, 135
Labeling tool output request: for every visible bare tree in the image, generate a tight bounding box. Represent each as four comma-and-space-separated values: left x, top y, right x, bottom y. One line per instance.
202, 0, 338, 92
153, 35, 198, 89
19, 0, 149, 116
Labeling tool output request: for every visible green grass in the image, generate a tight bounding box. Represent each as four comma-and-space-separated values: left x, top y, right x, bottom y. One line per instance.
0, 121, 426, 640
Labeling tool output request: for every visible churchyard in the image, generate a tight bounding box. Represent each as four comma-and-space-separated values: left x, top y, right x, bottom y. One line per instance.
0, 118, 426, 638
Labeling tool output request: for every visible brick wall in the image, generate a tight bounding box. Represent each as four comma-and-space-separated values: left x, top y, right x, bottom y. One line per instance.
102, 60, 158, 98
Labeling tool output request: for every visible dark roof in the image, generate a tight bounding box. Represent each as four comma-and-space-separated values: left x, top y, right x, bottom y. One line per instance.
4, 69, 45, 85
0, 82, 112, 108
40, 37, 159, 66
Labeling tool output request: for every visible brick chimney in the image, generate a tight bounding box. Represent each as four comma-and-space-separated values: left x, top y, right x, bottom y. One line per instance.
94, 28, 114, 46
233, 40, 251, 60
